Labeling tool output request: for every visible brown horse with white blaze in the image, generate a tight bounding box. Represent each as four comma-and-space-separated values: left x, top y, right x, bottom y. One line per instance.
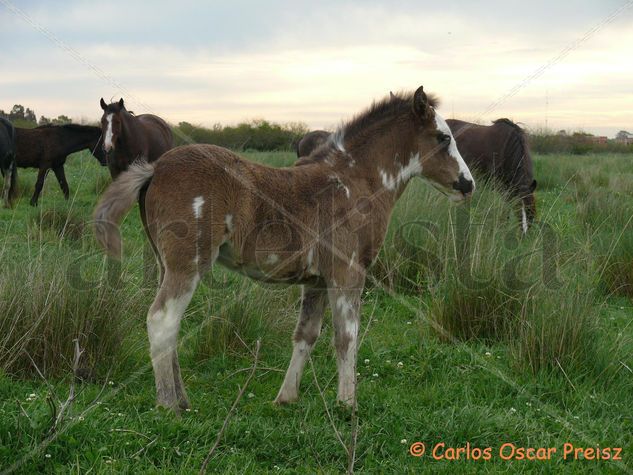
93, 86, 475, 413
99, 98, 174, 179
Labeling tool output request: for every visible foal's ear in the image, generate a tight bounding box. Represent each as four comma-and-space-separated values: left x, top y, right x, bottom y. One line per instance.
389, 91, 396, 100
530, 179, 537, 192
118, 98, 125, 109
412, 85, 433, 122
100, 98, 107, 111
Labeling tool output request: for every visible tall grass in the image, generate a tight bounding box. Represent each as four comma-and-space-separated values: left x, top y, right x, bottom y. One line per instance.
190, 272, 298, 361
0, 249, 147, 378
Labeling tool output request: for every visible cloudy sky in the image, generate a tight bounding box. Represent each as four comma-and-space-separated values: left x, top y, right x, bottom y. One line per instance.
1, 0, 632, 136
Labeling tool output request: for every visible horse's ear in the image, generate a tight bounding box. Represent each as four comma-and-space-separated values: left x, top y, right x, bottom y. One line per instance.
118, 98, 125, 109
100, 98, 107, 111
530, 179, 537, 192
412, 85, 433, 122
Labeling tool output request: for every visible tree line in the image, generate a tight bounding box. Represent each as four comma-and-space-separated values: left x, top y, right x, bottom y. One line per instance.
2, 103, 630, 153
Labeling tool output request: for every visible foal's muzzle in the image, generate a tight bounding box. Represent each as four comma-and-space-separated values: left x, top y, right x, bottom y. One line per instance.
452, 173, 474, 197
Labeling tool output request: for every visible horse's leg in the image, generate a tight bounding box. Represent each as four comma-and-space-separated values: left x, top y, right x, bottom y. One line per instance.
30, 167, 48, 206
147, 270, 198, 412
52, 165, 70, 200
275, 286, 328, 404
2, 163, 10, 208
328, 283, 363, 407
8, 159, 16, 206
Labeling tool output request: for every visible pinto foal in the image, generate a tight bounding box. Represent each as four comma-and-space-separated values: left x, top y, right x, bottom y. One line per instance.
94, 86, 475, 413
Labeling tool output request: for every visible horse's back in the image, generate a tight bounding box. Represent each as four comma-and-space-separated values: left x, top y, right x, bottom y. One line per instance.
137, 114, 174, 160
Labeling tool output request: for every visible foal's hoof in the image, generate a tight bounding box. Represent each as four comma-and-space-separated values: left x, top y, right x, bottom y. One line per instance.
273, 393, 298, 405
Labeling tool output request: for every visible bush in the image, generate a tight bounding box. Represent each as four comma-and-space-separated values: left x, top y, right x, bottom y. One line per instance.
173, 120, 309, 152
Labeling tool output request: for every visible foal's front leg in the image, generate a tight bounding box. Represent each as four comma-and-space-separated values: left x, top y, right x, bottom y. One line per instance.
275, 286, 328, 404
328, 284, 363, 407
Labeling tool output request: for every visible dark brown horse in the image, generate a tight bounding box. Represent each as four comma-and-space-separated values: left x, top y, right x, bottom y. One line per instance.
446, 118, 537, 232
295, 130, 330, 157
93, 86, 475, 413
297, 118, 537, 232
99, 98, 174, 179
15, 124, 106, 206
0, 117, 16, 208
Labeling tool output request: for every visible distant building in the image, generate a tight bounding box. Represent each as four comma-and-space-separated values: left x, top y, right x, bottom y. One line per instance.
591, 136, 608, 144
616, 130, 633, 145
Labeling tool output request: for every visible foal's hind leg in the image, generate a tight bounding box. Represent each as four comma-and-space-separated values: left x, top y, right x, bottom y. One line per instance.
147, 270, 199, 412
275, 286, 328, 404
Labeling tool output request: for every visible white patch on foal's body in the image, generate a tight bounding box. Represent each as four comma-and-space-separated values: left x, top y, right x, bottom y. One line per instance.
306, 248, 319, 276
521, 204, 528, 234
379, 152, 423, 192
348, 251, 356, 269
192, 196, 205, 219
104, 114, 114, 151
266, 254, 280, 265
224, 214, 234, 232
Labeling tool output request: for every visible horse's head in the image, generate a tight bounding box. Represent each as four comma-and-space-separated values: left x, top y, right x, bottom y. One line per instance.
519, 179, 537, 233
409, 86, 475, 202
99, 98, 126, 153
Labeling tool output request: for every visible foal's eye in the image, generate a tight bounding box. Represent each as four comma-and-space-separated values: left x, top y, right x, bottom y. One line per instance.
436, 133, 451, 145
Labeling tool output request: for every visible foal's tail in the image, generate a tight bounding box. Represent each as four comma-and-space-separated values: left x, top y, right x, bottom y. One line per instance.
93, 161, 155, 259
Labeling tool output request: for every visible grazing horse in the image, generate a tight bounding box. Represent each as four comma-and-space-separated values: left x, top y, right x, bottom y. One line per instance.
0, 117, 17, 208
93, 86, 475, 413
15, 124, 106, 206
295, 130, 330, 158
446, 118, 537, 232
99, 98, 174, 179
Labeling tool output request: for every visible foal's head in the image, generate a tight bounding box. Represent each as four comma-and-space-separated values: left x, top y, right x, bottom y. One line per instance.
99, 98, 126, 153
408, 86, 474, 201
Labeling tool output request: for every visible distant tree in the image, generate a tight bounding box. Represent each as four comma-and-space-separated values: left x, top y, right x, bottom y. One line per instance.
0, 109, 6, 119
9, 104, 25, 121
38, 116, 51, 126
24, 108, 36, 123
616, 130, 631, 140
51, 115, 72, 125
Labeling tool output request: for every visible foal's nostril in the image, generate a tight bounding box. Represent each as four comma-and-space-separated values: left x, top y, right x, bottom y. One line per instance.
452, 174, 474, 195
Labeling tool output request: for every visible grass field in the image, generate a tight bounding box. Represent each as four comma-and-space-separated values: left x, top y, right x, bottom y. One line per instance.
0, 151, 632, 474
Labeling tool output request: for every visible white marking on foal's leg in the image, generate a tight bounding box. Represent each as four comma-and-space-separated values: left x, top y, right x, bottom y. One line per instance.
330, 289, 361, 406
275, 287, 327, 404
521, 204, 528, 234
104, 114, 114, 151
147, 276, 198, 411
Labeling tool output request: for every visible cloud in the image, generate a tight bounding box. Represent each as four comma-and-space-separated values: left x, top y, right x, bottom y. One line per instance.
1, 0, 632, 135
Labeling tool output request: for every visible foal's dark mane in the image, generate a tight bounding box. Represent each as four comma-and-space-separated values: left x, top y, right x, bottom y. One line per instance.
340, 91, 439, 145
298, 91, 440, 165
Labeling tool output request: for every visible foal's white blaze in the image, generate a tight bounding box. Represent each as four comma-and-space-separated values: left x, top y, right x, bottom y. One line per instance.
434, 112, 474, 188
521, 204, 528, 234
192, 196, 205, 219
104, 114, 114, 151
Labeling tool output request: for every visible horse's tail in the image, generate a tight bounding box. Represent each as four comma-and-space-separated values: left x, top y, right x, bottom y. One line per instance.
93, 160, 155, 259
